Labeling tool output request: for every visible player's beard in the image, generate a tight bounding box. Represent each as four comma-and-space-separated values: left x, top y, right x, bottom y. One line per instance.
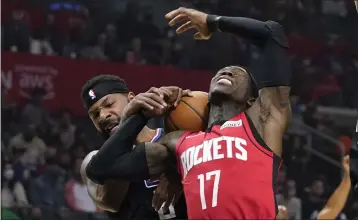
100, 131, 110, 141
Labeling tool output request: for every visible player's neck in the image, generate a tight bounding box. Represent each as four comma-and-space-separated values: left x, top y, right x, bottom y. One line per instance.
208, 101, 245, 126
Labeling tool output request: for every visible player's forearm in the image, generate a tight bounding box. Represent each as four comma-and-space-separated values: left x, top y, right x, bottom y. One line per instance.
208, 16, 291, 90
317, 173, 351, 219
86, 113, 148, 184
207, 16, 288, 49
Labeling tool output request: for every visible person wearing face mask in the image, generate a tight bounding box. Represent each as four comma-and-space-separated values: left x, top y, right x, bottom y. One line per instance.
276, 179, 302, 219
8, 124, 46, 167
52, 110, 77, 150
1, 164, 30, 209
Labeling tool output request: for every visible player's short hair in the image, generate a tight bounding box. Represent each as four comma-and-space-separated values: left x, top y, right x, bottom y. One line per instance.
81, 75, 129, 109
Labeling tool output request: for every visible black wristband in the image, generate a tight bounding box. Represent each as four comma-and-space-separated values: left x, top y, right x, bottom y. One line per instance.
207, 14, 220, 33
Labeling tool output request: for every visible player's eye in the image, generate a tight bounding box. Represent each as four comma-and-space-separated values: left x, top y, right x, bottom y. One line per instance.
92, 111, 99, 119
105, 102, 114, 107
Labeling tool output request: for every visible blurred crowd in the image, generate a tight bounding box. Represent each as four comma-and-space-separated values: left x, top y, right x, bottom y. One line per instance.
1, 0, 358, 219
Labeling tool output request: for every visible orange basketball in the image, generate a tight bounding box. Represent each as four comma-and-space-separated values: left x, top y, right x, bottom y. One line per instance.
166, 91, 209, 132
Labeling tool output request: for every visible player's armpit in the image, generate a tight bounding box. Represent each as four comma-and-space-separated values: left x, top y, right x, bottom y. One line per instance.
258, 86, 291, 126
248, 86, 291, 131
247, 86, 291, 156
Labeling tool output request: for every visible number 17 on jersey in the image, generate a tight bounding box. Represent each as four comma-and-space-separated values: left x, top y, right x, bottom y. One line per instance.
197, 170, 221, 210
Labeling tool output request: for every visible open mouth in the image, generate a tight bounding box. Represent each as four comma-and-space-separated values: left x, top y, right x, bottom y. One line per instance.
217, 77, 233, 86
105, 122, 119, 136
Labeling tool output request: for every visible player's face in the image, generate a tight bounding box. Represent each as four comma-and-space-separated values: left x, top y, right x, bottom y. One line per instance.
209, 66, 251, 104
88, 92, 135, 137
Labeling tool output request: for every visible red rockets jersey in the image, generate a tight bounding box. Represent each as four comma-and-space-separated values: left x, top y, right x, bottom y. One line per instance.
175, 112, 282, 219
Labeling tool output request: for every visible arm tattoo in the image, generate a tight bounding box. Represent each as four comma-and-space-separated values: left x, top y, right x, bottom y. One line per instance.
145, 131, 185, 179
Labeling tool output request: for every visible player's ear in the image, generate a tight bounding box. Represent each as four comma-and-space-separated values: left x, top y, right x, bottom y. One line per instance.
127, 92, 135, 101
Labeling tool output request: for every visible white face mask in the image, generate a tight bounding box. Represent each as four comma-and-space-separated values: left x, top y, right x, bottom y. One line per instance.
4, 169, 14, 180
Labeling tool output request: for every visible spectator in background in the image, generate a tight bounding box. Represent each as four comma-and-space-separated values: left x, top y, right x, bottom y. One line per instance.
136, 6, 161, 49
126, 37, 146, 65
62, 34, 79, 59
321, 0, 347, 17
21, 87, 53, 129
103, 23, 123, 61
3, 10, 30, 52
1, 163, 29, 208
92, 33, 108, 61
38, 14, 63, 53
276, 179, 302, 219
80, 33, 108, 61
65, 158, 97, 215
30, 31, 55, 55
29, 164, 66, 219
57, 151, 72, 174
53, 110, 76, 150
277, 168, 287, 194
302, 178, 327, 219
116, 1, 140, 44
8, 124, 46, 167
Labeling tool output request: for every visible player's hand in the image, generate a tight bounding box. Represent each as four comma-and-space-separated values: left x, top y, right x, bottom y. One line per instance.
342, 155, 350, 174
166, 7, 212, 40
152, 174, 183, 212
159, 86, 193, 107
123, 87, 170, 118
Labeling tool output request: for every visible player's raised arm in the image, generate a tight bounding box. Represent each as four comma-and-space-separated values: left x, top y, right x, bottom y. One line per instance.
165, 9, 291, 121
166, 9, 291, 155
316, 156, 351, 219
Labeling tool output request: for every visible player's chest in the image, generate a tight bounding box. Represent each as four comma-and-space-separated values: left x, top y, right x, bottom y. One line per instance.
179, 133, 251, 177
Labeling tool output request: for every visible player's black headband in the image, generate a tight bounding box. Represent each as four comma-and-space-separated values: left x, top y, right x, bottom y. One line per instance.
83, 81, 129, 109
247, 70, 259, 98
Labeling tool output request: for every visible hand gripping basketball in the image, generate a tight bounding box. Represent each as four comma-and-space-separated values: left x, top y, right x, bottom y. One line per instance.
123, 87, 192, 119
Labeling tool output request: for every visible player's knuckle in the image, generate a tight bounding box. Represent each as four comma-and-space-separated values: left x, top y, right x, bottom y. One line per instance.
149, 87, 159, 92
136, 100, 145, 105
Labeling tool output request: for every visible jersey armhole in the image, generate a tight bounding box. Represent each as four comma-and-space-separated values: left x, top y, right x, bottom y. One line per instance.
242, 112, 276, 157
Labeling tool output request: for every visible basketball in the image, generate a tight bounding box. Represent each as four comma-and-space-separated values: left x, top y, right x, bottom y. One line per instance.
166, 91, 209, 132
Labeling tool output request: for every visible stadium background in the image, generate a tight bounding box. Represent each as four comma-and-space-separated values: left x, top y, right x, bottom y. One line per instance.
1, 0, 358, 219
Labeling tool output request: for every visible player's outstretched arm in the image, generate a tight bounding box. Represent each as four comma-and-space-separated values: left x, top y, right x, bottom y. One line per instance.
316, 156, 351, 219
85, 113, 157, 184
85, 113, 183, 184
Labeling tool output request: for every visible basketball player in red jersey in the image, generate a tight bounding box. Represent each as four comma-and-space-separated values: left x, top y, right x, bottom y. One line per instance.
85, 8, 292, 219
